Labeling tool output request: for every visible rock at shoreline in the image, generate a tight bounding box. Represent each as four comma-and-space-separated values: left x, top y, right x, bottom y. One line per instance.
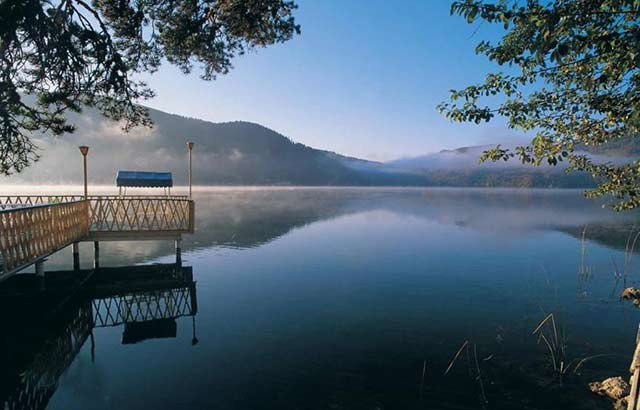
589, 377, 630, 409
621, 287, 640, 307
621, 287, 640, 300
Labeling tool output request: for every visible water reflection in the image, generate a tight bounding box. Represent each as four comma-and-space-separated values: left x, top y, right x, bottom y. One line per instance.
0, 263, 197, 410
2, 188, 640, 409
35, 188, 640, 271
188, 188, 638, 252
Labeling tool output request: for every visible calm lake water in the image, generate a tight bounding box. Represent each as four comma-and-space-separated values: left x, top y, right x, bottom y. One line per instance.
2, 187, 640, 409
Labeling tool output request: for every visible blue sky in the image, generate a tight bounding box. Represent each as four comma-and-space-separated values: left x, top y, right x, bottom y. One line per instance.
142, 0, 526, 161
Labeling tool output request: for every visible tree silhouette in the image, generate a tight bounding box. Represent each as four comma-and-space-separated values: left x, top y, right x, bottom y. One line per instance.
0, 0, 299, 174
439, 0, 640, 210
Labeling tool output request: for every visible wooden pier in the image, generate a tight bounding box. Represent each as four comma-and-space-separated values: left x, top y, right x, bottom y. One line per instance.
0, 195, 195, 280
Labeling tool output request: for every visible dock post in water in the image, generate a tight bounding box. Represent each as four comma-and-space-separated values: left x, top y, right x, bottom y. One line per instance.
175, 237, 182, 266
35, 259, 45, 290
35, 260, 44, 277
72, 242, 80, 271
94, 241, 100, 269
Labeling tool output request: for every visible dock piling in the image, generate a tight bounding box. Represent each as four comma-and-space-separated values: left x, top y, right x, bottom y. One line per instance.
175, 237, 182, 266
72, 242, 80, 271
94, 241, 100, 269
35, 260, 44, 277
35, 260, 45, 290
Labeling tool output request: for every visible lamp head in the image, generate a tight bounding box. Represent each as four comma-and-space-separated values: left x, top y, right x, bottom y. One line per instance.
187, 142, 194, 150
79, 146, 89, 156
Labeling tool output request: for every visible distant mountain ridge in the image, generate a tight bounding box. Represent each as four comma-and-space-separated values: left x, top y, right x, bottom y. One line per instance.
10, 108, 377, 185
5, 105, 636, 188
385, 142, 638, 188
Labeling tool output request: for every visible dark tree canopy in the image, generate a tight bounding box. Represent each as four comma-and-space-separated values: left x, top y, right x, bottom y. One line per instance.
0, 0, 299, 174
438, 0, 640, 210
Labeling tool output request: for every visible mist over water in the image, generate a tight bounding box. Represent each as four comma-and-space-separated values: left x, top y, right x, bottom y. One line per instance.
2, 187, 640, 409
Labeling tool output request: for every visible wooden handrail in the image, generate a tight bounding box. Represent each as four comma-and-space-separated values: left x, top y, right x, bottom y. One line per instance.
0, 201, 89, 276
0, 195, 189, 202
0, 201, 79, 214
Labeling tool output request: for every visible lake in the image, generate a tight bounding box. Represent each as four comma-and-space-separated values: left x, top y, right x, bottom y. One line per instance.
2, 187, 640, 409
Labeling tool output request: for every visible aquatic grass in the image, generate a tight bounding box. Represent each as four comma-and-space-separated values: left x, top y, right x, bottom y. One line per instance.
532, 313, 567, 375
533, 314, 570, 377
444, 340, 469, 376
472, 343, 489, 406
608, 226, 640, 296
571, 354, 623, 375
609, 225, 640, 283
577, 226, 596, 299
623, 226, 640, 278
419, 359, 427, 398
579, 226, 588, 274
612, 255, 622, 282
531, 313, 620, 379
610, 255, 625, 298
443, 340, 488, 407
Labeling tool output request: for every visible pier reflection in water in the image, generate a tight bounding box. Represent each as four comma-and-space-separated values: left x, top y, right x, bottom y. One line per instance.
0, 263, 197, 410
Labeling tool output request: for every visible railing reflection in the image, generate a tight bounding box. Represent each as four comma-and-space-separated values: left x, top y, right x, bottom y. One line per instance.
93, 286, 194, 328
2, 301, 93, 410
0, 262, 198, 410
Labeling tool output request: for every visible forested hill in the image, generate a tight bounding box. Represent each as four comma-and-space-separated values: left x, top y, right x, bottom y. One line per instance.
5, 105, 635, 188
9, 107, 383, 185
580, 137, 640, 157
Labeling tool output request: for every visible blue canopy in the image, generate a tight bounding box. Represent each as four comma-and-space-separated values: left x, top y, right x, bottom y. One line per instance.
116, 171, 173, 188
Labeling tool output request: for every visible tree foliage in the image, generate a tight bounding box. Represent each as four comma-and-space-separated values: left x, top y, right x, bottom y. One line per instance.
0, 0, 299, 174
438, 0, 640, 210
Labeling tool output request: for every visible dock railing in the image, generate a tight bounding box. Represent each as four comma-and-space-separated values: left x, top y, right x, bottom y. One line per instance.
88, 196, 194, 235
1, 195, 194, 231
0, 195, 195, 279
0, 201, 89, 276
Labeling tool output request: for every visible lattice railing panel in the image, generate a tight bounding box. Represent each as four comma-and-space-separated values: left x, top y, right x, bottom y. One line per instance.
0, 201, 89, 276
89, 197, 194, 232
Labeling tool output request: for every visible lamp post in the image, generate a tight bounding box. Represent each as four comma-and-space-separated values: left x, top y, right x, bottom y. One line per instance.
187, 142, 194, 198
78, 146, 89, 198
